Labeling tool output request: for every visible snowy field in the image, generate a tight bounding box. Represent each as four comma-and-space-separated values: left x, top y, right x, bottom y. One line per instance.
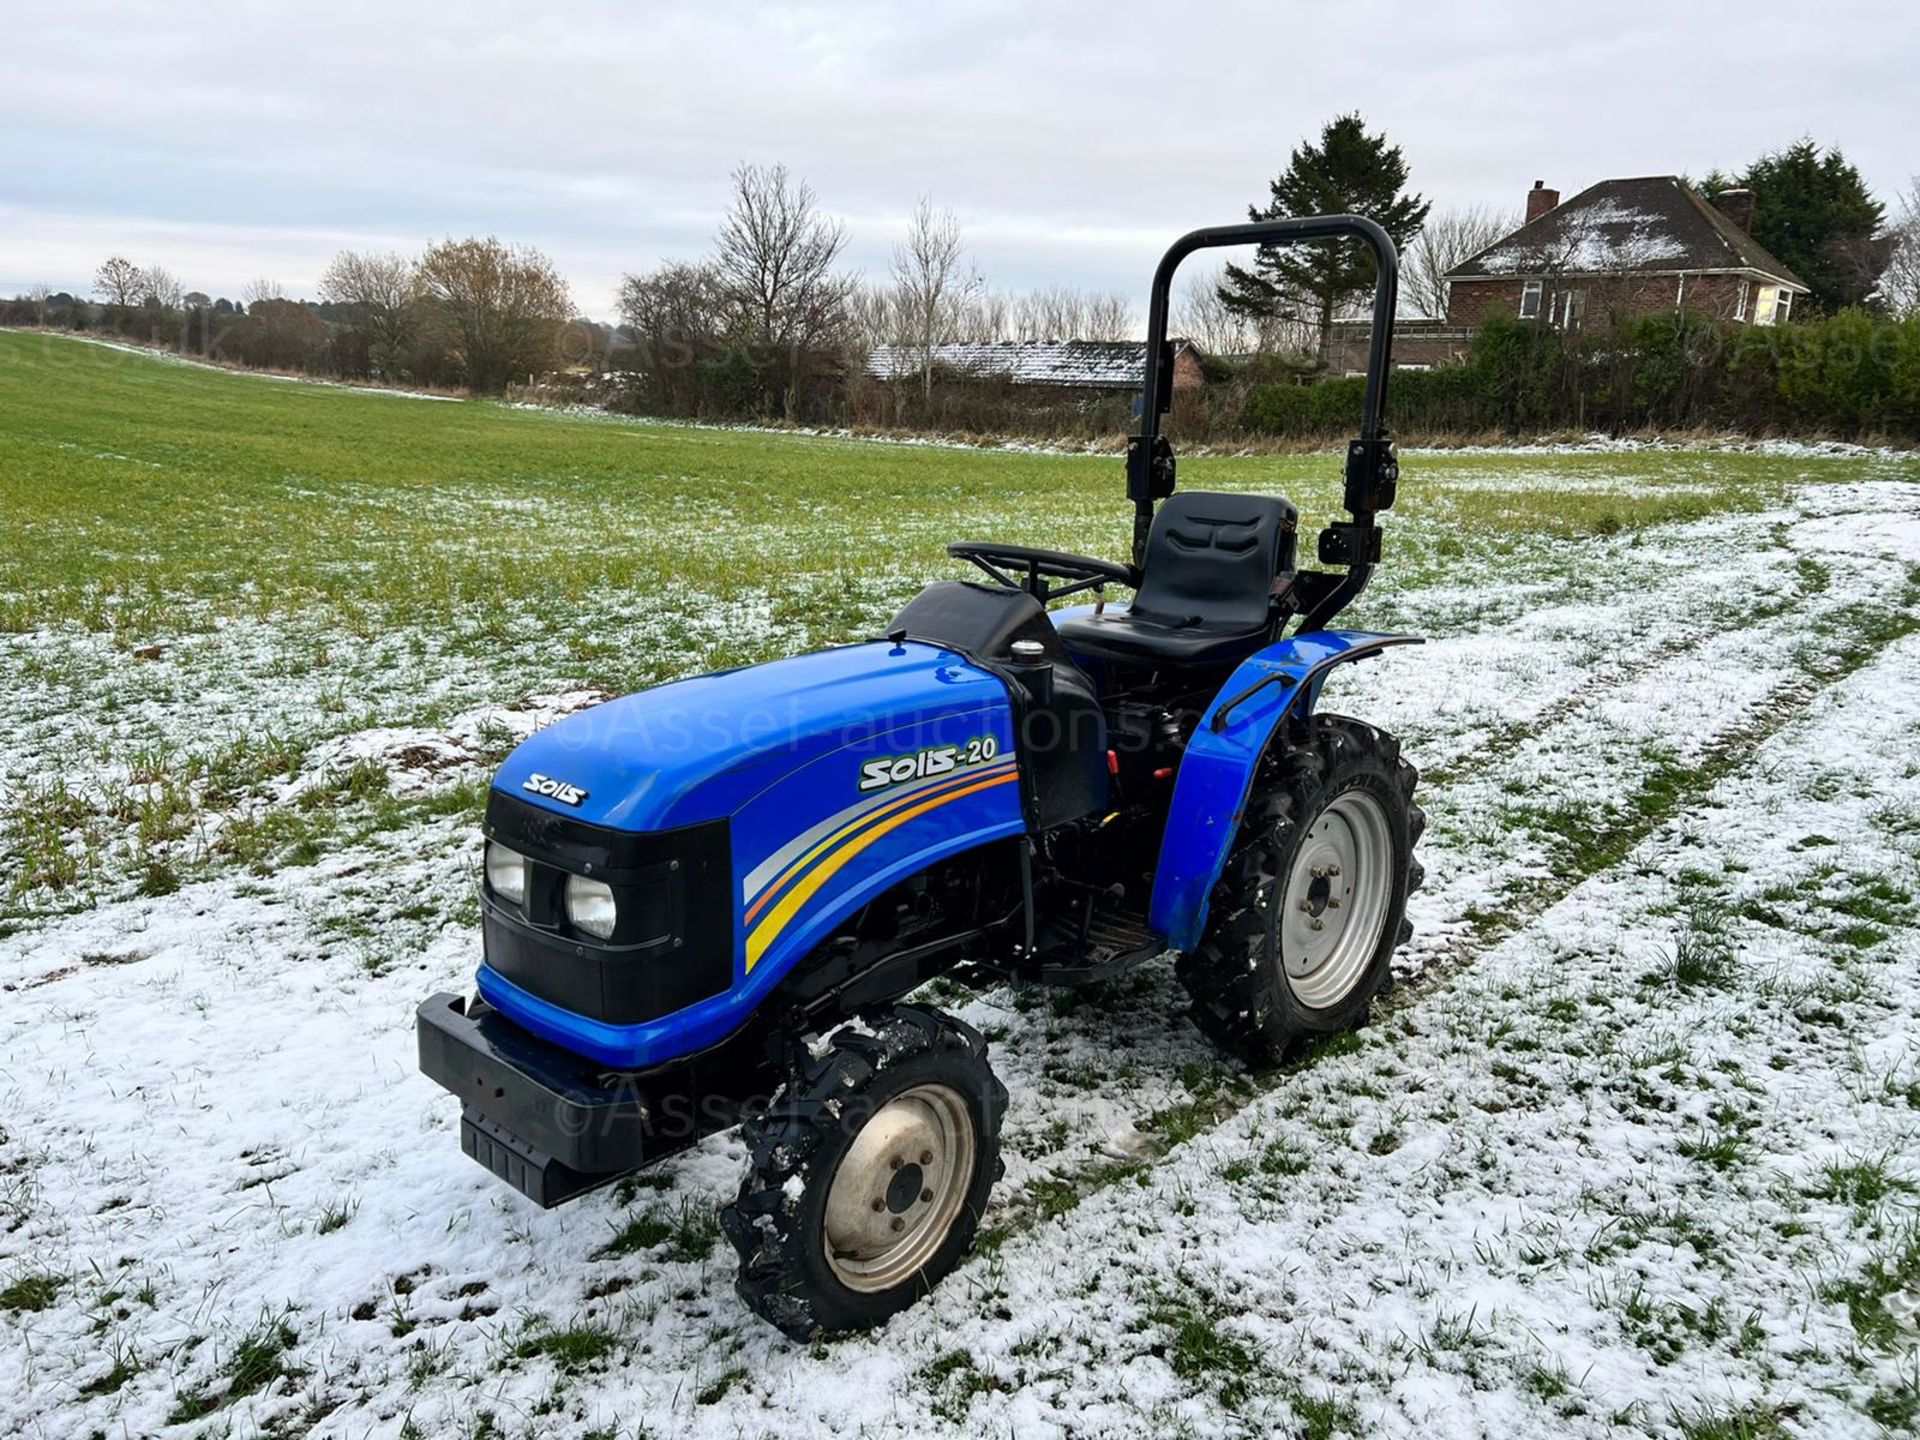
2, 339, 1919, 1437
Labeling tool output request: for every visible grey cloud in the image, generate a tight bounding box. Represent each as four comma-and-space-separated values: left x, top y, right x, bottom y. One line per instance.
2, 0, 1913, 313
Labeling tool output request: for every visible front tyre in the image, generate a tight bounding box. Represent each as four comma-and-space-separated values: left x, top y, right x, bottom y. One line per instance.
721, 1004, 1007, 1339
1177, 714, 1423, 1064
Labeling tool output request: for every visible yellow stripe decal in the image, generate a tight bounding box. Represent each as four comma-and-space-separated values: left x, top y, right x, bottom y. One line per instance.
745, 770, 1019, 972
743, 760, 1016, 927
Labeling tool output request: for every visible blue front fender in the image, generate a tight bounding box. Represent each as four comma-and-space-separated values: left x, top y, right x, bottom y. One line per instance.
1148, 630, 1422, 951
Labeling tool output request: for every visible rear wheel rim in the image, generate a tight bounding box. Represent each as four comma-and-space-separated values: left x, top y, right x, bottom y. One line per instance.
822, 1082, 975, 1293
1275, 789, 1394, 1009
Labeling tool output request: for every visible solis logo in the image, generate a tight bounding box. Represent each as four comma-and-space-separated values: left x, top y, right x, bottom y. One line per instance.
523, 773, 589, 807
858, 736, 1000, 792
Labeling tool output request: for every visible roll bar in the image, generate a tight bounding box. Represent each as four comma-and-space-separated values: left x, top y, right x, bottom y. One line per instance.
1127, 215, 1401, 633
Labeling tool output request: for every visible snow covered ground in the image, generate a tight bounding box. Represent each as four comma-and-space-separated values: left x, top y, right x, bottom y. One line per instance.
3, 469, 1919, 1438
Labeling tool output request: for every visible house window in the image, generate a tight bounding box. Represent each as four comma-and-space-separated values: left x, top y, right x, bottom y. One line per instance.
1519, 279, 1543, 319
1754, 286, 1786, 326
1774, 290, 1792, 324
1547, 289, 1586, 329
1735, 280, 1749, 322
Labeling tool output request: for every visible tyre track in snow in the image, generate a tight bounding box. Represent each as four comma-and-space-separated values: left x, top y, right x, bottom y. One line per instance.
753, 623, 1920, 1440
335, 485, 1920, 1440
977, 481, 1920, 1239
974, 495, 1841, 1211
4, 481, 1913, 1439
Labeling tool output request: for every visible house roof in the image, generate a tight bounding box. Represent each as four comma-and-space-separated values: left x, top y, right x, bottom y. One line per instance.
865, 339, 1190, 389
1446, 176, 1809, 291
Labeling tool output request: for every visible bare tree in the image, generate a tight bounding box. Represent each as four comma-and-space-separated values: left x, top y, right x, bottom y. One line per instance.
1009, 285, 1072, 341
844, 282, 902, 352
618, 259, 725, 343
1878, 178, 1920, 320
1080, 291, 1136, 341
320, 249, 421, 377
1175, 268, 1262, 357
94, 256, 144, 308
243, 277, 286, 308
714, 162, 854, 352
956, 289, 1008, 342
27, 283, 51, 326
140, 265, 184, 311
1405, 207, 1518, 320
1006, 286, 1134, 342
1007, 288, 1050, 341
416, 236, 573, 394
616, 259, 730, 410
890, 197, 982, 400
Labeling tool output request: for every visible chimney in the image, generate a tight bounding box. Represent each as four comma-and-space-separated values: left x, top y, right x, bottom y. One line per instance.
1712, 187, 1755, 233
1526, 180, 1559, 223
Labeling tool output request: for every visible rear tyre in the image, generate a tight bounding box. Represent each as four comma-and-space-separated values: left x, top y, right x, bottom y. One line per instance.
1176, 714, 1422, 1064
721, 1004, 1007, 1339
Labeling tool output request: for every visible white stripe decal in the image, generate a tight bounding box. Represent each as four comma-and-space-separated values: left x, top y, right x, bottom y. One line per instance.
740, 759, 1018, 902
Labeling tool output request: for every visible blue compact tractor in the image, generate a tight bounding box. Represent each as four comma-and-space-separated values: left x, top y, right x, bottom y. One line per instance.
419, 216, 1424, 1337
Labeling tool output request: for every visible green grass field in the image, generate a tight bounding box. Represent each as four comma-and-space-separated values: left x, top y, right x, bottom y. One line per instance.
0, 328, 1892, 927
6, 330, 1920, 1438
1, 329, 1811, 661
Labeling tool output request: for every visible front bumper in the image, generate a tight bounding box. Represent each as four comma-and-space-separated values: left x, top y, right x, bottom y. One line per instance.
417, 991, 667, 1206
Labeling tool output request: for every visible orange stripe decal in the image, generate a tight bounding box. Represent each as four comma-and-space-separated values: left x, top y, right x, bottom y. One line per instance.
744, 770, 1019, 971
743, 761, 1015, 927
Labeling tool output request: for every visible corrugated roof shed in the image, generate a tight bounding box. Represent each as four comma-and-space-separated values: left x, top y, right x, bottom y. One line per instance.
866, 339, 1186, 390
1448, 177, 1808, 289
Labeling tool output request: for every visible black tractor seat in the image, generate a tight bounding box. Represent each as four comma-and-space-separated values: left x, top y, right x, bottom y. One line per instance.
1057, 491, 1298, 669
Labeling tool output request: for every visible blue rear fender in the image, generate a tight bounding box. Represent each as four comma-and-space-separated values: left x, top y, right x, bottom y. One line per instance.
1148, 630, 1422, 952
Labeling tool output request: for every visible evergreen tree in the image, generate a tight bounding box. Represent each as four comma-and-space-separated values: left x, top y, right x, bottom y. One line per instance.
1709, 141, 1886, 313
1219, 113, 1430, 362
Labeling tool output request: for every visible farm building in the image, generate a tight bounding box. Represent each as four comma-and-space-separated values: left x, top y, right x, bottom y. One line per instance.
865, 338, 1205, 392
1324, 317, 1477, 374
1444, 176, 1810, 329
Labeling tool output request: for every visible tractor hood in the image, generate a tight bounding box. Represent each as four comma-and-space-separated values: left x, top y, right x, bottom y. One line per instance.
493, 640, 1011, 833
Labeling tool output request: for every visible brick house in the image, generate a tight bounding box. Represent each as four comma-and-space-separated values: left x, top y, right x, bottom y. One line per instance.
1445, 176, 1810, 330
865, 338, 1206, 393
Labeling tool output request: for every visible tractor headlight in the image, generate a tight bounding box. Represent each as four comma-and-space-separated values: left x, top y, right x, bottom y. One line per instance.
485, 842, 528, 906
565, 875, 618, 939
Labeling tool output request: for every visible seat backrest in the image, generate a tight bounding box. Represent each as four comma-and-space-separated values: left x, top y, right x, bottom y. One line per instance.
1133, 491, 1299, 630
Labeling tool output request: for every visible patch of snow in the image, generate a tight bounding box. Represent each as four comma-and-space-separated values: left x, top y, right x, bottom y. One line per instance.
24, 331, 464, 401
4, 465, 1920, 1437
1476, 199, 1688, 275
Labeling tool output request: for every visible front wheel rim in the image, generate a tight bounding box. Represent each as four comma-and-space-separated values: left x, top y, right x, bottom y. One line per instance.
822, 1083, 976, 1293
1275, 789, 1395, 1009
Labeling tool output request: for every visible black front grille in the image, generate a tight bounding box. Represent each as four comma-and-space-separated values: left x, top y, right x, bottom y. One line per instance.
481, 792, 734, 1025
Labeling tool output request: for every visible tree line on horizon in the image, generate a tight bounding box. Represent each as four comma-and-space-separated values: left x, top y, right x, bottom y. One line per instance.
6, 119, 1917, 423
43, 240, 576, 393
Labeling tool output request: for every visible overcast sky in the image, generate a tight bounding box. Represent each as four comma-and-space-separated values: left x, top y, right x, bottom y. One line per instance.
3, 0, 1914, 319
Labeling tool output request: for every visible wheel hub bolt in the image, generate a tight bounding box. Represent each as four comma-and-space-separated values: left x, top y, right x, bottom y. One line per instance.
921, 1187, 934, 1203
919, 1150, 934, 1166
1328, 865, 1341, 877
890, 1216, 905, 1232
1311, 918, 1325, 932
871, 1197, 884, 1212
1311, 866, 1326, 879
1297, 899, 1313, 913
890, 1156, 903, 1171
1328, 898, 1341, 910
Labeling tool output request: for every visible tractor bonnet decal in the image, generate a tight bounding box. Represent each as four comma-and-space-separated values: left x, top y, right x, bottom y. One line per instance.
522, 773, 589, 807
740, 756, 1019, 972
857, 735, 1001, 793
